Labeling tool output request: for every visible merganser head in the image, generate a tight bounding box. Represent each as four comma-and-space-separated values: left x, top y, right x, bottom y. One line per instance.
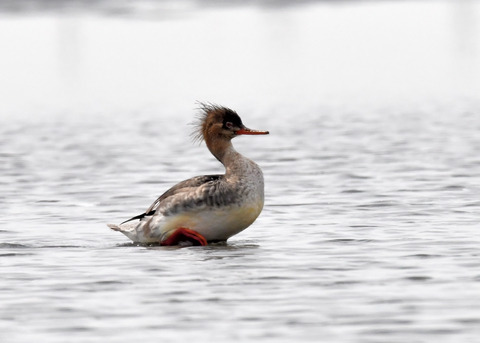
194, 103, 269, 143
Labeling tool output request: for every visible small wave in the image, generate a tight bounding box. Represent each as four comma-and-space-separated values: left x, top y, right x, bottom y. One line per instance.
341, 189, 365, 194
344, 173, 372, 180
405, 276, 432, 281
0, 252, 34, 257
0, 243, 30, 249
405, 253, 442, 259
357, 200, 399, 208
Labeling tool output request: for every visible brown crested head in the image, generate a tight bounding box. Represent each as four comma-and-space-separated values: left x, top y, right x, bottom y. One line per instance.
192, 103, 269, 144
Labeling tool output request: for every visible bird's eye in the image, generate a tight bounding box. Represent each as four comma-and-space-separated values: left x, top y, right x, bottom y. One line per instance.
225, 122, 234, 129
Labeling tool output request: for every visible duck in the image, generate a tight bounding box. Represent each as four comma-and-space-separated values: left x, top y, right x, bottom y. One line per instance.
108, 103, 269, 246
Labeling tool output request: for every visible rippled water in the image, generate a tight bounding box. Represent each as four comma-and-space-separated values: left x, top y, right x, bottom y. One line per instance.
2, 1, 480, 342
2, 103, 480, 342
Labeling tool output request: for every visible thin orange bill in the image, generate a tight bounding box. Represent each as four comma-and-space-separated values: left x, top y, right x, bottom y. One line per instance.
236, 127, 269, 135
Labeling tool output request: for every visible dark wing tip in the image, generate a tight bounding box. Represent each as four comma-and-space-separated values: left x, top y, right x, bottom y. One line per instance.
119, 210, 156, 225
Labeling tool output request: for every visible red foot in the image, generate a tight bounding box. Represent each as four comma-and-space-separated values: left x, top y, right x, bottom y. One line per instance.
161, 228, 207, 246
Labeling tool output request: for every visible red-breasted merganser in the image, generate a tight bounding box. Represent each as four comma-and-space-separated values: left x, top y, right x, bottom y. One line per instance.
108, 104, 269, 246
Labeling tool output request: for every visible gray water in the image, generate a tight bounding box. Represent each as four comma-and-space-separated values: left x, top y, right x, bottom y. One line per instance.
2, 1, 480, 342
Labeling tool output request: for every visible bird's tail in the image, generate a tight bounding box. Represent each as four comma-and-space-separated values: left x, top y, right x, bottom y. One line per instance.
107, 222, 139, 242
107, 223, 122, 231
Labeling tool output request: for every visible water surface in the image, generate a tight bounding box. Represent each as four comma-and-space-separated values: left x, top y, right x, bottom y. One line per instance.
1, 1, 480, 342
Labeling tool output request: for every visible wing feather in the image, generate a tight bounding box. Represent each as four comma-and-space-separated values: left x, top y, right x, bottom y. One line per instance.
120, 174, 224, 224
